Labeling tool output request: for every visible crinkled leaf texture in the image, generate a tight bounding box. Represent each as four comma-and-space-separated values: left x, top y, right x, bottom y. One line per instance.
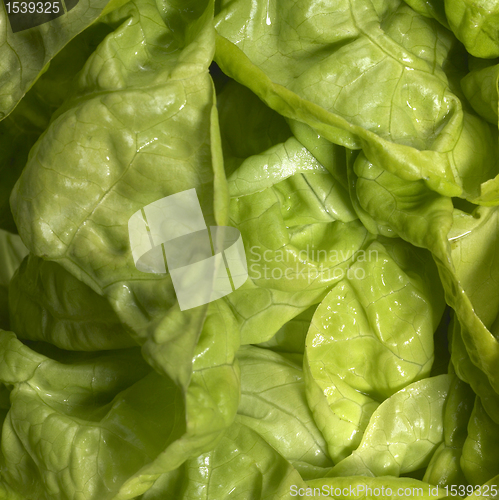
461, 61, 499, 126
304, 236, 445, 463
424, 374, 475, 487
461, 396, 499, 485
328, 375, 451, 478
236, 346, 333, 476
343, 115, 499, 485
2, 0, 499, 496
404, 0, 499, 58
214, 79, 366, 344
351, 153, 499, 424
0, 330, 179, 500
215, 0, 499, 203
7, 0, 240, 498
120, 346, 450, 499
0, 21, 114, 233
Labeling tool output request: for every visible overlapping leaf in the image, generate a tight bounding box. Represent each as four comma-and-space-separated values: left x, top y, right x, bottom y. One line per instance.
215, 0, 499, 202
7, 0, 240, 498
304, 236, 445, 462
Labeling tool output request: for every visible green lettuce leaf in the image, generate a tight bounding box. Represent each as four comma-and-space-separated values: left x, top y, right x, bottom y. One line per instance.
328, 374, 451, 477
139, 418, 307, 500
216, 79, 365, 344
423, 373, 475, 486
445, 0, 499, 58
0, 330, 190, 500
404, 0, 499, 58
0, 21, 113, 233
461, 396, 499, 485
217, 80, 292, 177
0, 0, 123, 118
214, 0, 499, 203
352, 153, 499, 423
225, 143, 366, 343
9, 255, 136, 350
304, 236, 445, 463
0, 229, 27, 329
236, 345, 333, 476
256, 305, 316, 366
462, 476, 499, 499
461, 61, 499, 126
2, 0, 499, 495
401, 0, 449, 27
8, 1, 241, 497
